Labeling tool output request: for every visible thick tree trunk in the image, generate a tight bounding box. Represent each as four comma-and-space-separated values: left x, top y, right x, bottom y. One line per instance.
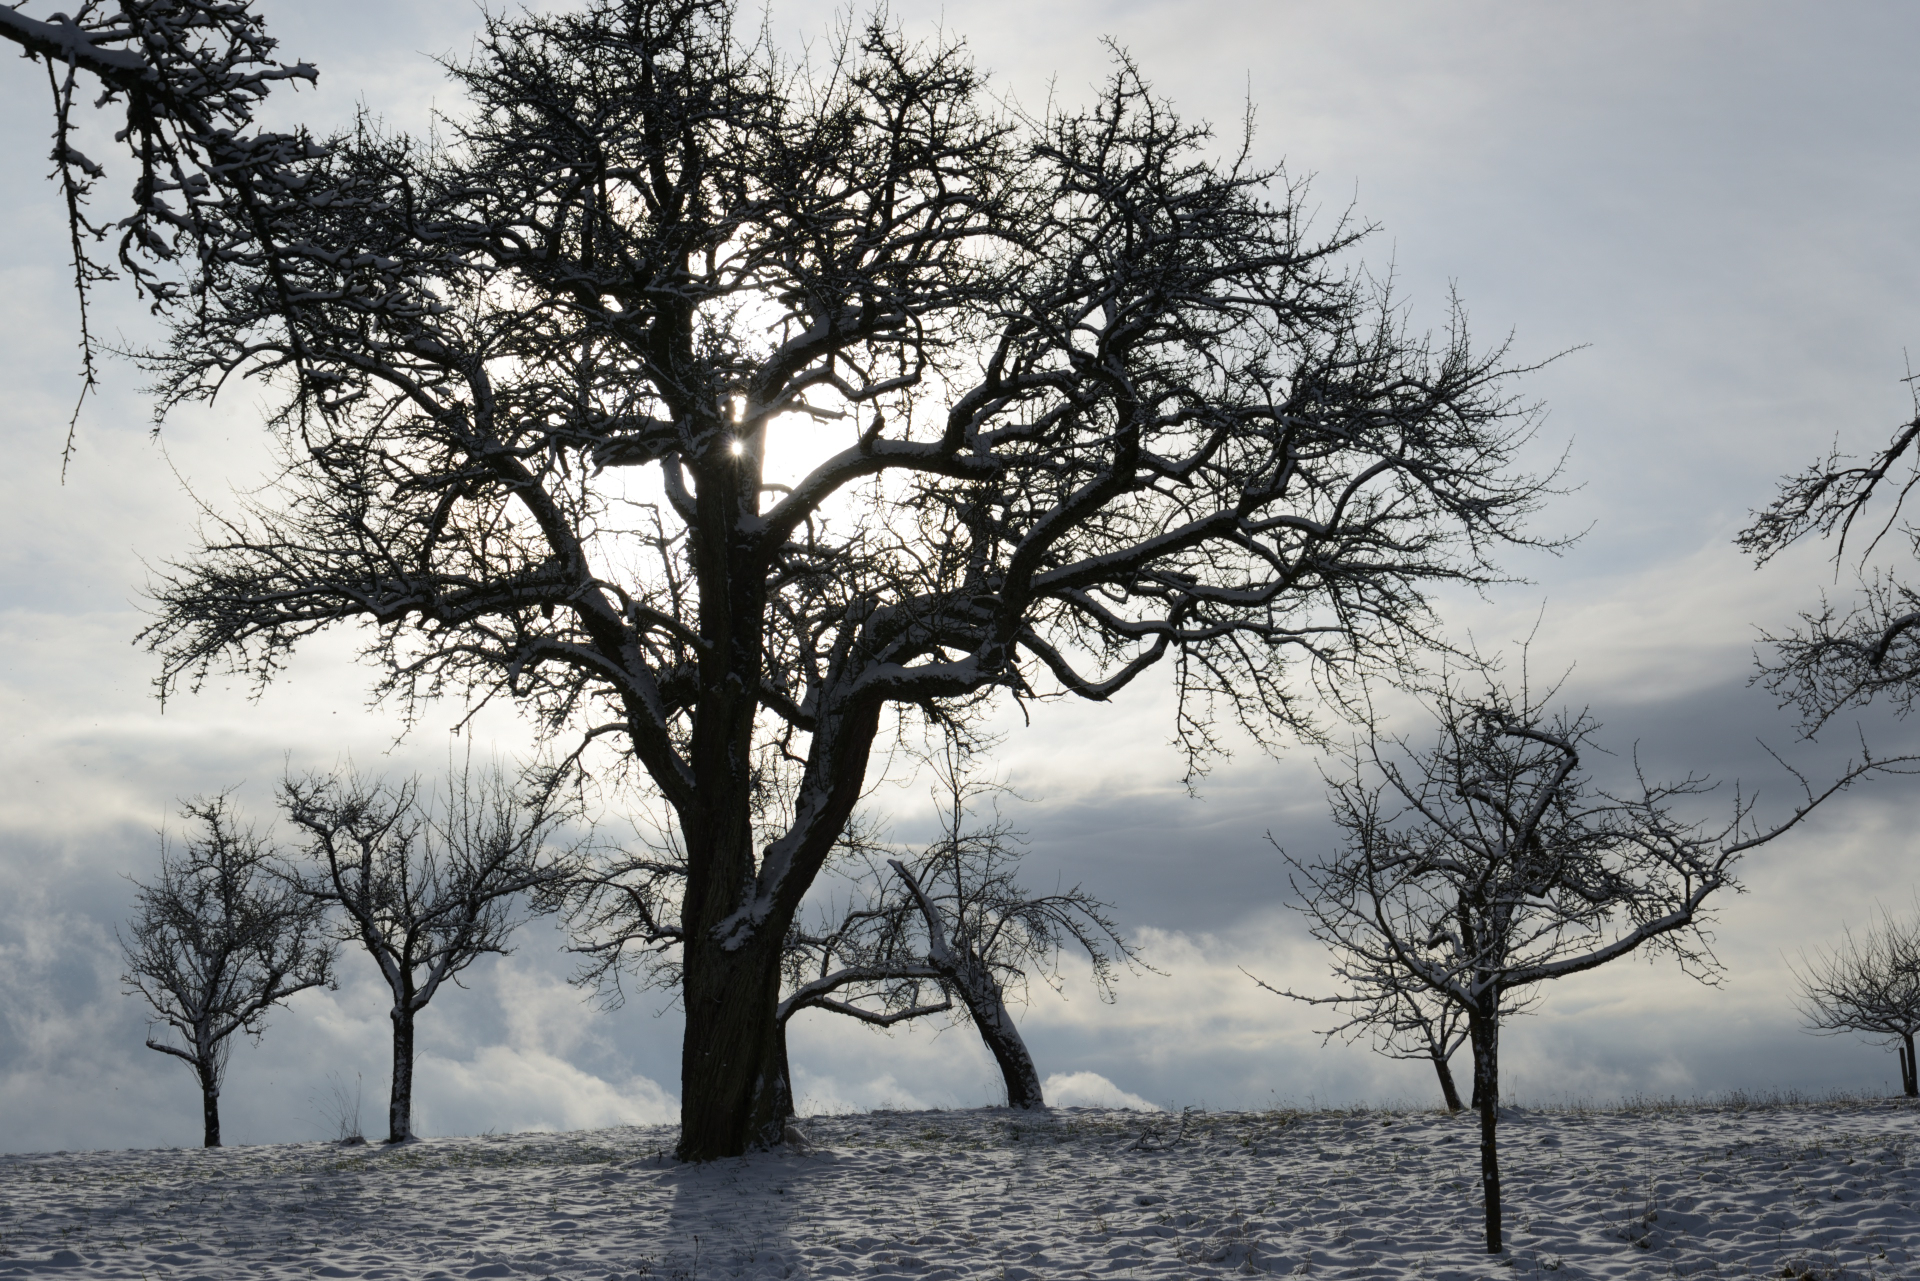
1432, 1049, 1465, 1114
678, 929, 787, 1160
197, 1059, 221, 1148
1469, 1009, 1503, 1255
388, 1007, 414, 1143
1903, 1036, 1917, 1098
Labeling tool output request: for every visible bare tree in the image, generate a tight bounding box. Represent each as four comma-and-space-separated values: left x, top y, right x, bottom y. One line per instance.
10, 0, 1558, 1158
1739, 381, 1920, 731
120, 793, 333, 1147
1252, 964, 1484, 1113
772, 808, 950, 1120
279, 761, 576, 1143
1792, 905, 1920, 1097
1284, 669, 1906, 1255
0, 2, 323, 467
785, 745, 1145, 1111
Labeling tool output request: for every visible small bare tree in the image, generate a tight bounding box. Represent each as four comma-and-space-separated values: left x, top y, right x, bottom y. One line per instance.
1792, 906, 1920, 1097
279, 761, 576, 1143
1285, 669, 1906, 1255
120, 793, 333, 1147
1252, 966, 1488, 1113
794, 743, 1145, 1111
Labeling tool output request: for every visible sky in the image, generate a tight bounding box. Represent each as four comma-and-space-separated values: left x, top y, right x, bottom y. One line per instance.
4, 0, 1920, 1151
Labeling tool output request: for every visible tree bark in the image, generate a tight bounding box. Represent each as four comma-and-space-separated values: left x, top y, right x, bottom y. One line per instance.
388, 1007, 414, 1143
951, 960, 1044, 1110
1903, 1037, 1917, 1098
774, 1016, 795, 1121
1469, 1008, 1503, 1255
1432, 1050, 1465, 1114
678, 928, 787, 1160
198, 1058, 221, 1148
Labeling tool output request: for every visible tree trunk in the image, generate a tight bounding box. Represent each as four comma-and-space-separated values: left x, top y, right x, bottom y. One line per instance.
951, 958, 1044, 1110
1432, 1049, 1465, 1113
1469, 1008, 1503, 1255
198, 1058, 222, 1148
1903, 1036, 1917, 1098
388, 1006, 414, 1143
678, 928, 787, 1160
774, 1016, 795, 1121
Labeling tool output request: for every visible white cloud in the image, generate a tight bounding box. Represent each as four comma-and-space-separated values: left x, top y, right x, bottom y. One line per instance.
416, 1044, 676, 1136
1041, 1071, 1161, 1112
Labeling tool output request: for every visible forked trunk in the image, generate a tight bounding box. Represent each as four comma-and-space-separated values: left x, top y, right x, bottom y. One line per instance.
388, 1007, 414, 1143
1432, 1049, 1465, 1114
1469, 1008, 1502, 1255
679, 927, 787, 1160
197, 1058, 221, 1148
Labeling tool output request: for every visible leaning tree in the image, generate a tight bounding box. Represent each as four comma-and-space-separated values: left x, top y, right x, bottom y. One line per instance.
120, 793, 334, 1147
6, 0, 1560, 1158
783, 740, 1144, 1112
1284, 668, 1905, 1255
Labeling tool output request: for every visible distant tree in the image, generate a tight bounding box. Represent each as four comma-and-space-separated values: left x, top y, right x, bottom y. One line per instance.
787, 744, 1144, 1112
1792, 905, 1920, 1097
9, 0, 1560, 1159
120, 793, 333, 1147
773, 809, 951, 1119
1284, 668, 1904, 1255
1251, 963, 1490, 1113
279, 761, 576, 1143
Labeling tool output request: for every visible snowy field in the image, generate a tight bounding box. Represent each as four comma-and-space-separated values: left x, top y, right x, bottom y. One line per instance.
2, 1101, 1918, 1279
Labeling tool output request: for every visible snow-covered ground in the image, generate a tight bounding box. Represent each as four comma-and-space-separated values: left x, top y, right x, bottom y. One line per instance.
1, 1100, 1917, 1279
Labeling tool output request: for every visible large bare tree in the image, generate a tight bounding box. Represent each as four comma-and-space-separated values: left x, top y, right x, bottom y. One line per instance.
279, 762, 576, 1143
8, 0, 1556, 1158
1792, 905, 1920, 1097
1285, 670, 1904, 1255
120, 793, 333, 1147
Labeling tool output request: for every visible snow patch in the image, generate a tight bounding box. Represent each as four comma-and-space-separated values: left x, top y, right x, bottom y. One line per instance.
1041, 1070, 1161, 1111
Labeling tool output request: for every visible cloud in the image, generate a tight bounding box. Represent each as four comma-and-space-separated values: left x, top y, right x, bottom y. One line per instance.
416, 1045, 676, 1137
1041, 1071, 1161, 1112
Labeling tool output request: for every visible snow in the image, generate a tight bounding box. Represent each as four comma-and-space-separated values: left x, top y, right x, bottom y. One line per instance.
2, 1100, 1918, 1278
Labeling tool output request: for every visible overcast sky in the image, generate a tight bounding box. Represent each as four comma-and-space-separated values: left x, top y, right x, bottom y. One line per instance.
4, 1, 1920, 1152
